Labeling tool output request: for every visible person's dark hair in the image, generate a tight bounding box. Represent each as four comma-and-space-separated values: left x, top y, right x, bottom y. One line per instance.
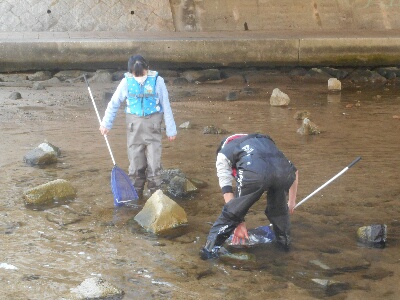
127, 55, 149, 76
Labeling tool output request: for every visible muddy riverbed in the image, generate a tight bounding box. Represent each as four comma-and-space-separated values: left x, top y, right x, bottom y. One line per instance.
1, 70, 400, 300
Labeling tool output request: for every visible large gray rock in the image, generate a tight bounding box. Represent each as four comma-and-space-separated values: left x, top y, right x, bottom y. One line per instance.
23, 142, 61, 166
61, 277, 123, 300
269, 88, 290, 106
24, 179, 77, 206
134, 190, 188, 233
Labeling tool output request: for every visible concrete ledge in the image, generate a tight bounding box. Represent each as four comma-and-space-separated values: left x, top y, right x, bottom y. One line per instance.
300, 37, 400, 66
1, 31, 400, 72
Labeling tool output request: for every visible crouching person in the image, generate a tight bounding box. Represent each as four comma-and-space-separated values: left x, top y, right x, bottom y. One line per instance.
200, 133, 298, 260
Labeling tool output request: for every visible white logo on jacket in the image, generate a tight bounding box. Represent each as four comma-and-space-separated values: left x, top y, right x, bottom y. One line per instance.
242, 144, 254, 154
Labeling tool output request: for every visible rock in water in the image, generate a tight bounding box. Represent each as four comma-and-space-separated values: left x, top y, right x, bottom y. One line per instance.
357, 224, 387, 248
62, 277, 123, 300
134, 190, 188, 233
270, 88, 290, 106
24, 179, 77, 206
328, 78, 342, 91
297, 118, 321, 135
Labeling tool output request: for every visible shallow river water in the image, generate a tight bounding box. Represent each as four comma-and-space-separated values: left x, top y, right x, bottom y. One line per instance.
0, 73, 399, 300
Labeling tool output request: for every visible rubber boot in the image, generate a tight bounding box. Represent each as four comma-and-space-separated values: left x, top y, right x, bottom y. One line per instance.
199, 240, 229, 260
273, 224, 291, 251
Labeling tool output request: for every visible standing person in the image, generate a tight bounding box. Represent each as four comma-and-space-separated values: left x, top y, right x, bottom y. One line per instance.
99, 55, 177, 199
200, 133, 298, 260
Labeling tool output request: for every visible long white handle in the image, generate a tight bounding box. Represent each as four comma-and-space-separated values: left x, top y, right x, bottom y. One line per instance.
84, 75, 116, 166
294, 157, 361, 209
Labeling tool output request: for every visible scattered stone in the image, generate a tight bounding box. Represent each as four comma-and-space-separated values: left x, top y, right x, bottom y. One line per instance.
348, 69, 387, 83
167, 176, 198, 198
226, 91, 238, 101
311, 278, 350, 296
172, 77, 189, 85
161, 169, 186, 184
88, 70, 113, 83
321, 67, 349, 80
357, 224, 387, 248
289, 67, 308, 77
328, 78, 341, 91
24, 179, 77, 206
297, 118, 320, 135
306, 68, 332, 82
134, 190, 188, 233
376, 67, 400, 79
23, 142, 61, 165
9, 92, 22, 100
182, 69, 221, 83
270, 88, 290, 106
62, 277, 124, 300
28, 71, 52, 81
293, 110, 311, 120
32, 82, 45, 90
54, 70, 85, 81
179, 121, 192, 129
203, 125, 228, 134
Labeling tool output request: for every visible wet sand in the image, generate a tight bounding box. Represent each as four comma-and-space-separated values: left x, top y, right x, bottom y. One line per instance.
0, 72, 400, 299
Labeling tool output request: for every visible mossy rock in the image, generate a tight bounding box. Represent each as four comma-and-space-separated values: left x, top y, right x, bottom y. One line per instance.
24, 179, 77, 206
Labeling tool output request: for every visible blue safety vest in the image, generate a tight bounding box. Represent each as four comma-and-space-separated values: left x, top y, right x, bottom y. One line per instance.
125, 71, 162, 116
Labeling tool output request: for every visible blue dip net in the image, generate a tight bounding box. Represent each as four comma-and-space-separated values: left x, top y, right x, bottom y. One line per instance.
111, 165, 138, 207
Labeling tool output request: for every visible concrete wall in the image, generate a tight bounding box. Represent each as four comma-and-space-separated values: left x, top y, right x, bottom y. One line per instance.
171, 0, 400, 31
2, 0, 400, 32
0, 0, 174, 32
